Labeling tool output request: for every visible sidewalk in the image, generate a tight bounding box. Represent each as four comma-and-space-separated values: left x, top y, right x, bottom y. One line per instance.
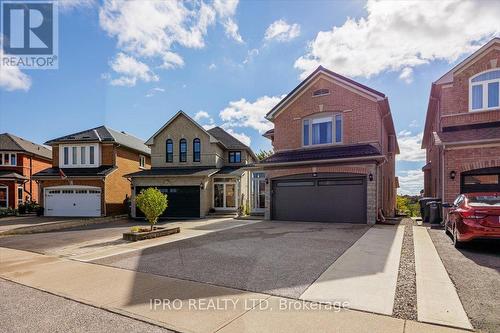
0, 247, 469, 333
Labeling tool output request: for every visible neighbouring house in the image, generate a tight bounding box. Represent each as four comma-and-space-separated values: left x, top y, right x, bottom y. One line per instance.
255, 65, 399, 224
422, 37, 500, 203
0, 133, 52, 210
32, 126, 151, 217
127, 111, 258, 219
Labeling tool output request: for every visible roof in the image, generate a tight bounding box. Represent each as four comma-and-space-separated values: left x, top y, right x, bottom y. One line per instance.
433, 122, 500, 146
45, 126, 150, 155
216, 166, 246, 176
0, 133, 52, 160
263, 129, 274, 139
0, 171, 28, 180
266, 65, 386, 120
260, 144, 382, 164
207, 127, 247, 150
125, 166, 220, 178
32, 166, 116, 178
435, 37, 500, 85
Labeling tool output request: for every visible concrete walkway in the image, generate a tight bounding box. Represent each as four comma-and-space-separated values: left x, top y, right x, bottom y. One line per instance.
413, 227, 473, 330
0, 247, 468, 333
300, 225, 405, 315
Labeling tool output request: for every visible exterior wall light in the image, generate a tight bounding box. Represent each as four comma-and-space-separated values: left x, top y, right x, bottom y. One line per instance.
450, 171, 456, 180
369, 173, 374, 181
265, 178, 269, 185
200, 182, 204, 190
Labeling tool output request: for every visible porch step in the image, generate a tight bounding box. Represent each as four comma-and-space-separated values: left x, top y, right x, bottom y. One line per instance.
207, 212, 238, 218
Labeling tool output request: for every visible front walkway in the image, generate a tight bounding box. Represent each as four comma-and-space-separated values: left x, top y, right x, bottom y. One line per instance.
0, 248, 467, 333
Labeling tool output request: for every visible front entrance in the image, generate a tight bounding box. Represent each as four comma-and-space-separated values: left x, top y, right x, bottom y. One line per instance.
213, 178, 237, 210
0, 185, 8, 208
251, 172, 266, 213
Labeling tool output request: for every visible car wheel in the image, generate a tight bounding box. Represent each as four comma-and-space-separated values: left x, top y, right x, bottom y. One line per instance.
445, 221, 452, 237
453, 225, 464, 249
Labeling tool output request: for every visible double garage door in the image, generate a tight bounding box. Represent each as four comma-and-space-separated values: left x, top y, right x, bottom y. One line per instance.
45, 186, 101, 217
272, 175, 367, 223
135, 186, 200, 219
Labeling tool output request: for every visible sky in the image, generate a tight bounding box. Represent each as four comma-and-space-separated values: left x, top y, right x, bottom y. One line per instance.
1, 0, 500, 195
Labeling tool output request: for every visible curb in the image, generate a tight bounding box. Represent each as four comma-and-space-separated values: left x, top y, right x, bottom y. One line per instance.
0, 215, 129, 236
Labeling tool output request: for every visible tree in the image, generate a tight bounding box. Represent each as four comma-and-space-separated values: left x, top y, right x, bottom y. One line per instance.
135, 188, 168, 231
256, 149, 273, 161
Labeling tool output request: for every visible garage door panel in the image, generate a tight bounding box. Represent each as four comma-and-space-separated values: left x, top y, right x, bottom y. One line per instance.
136, 186, 200, 218
272, 176, 366, 223
45, 188, 101, 217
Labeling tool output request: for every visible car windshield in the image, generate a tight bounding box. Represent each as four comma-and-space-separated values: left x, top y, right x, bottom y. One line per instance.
468, 194, 500, 207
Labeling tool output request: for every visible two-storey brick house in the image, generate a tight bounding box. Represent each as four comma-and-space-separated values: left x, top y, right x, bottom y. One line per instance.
0, 133, 52, 209
258, 66, 399, 224
127, 111, 257, 219
422, 38, 500, 203
33, 126, 151, 217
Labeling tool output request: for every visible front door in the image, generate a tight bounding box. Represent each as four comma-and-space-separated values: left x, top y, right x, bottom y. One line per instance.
0, 186, 8, 208
251, 172, 266, 213
214, 180, 237, 210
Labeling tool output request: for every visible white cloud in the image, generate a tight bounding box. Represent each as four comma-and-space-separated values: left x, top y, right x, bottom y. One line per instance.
397, 130, 425, 162
59, 0, 95, 11
264, 19, 300, 42
208, 63, 217, 70
399, 67, 414, 84
219, 95, 284, 133
202, 124, 216, 130
398, 169, 424, 195
409, 120, 419, 128
145, 87, 165, 97
225, 128, 251, 146
108, 53, 159, 87
0, 49, 31, 92
99, 0, 241, 86
194, 110, 212, 122
243, 48, 259, 64
295, 0, 500, 79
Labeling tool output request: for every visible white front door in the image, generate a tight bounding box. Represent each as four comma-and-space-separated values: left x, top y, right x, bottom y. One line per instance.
251, 172, 266, 213
45, 186, 101, 217
213, 181, 237, 210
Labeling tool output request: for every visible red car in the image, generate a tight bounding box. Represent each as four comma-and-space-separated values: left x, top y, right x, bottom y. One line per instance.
444, 192, 500, 248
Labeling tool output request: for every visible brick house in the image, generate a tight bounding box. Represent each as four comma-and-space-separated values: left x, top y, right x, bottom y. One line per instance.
0, 133, 52, 209
422, 38, 500, 203
257, 66, 399, 224
33, 126, 150, 216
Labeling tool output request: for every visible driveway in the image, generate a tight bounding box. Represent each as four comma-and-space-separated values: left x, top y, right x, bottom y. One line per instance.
428, 229, 500, 333
95, 221, 370, 298
0, 216, 77, 233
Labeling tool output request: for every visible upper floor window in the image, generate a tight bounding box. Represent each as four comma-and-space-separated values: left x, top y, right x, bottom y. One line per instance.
179, 139, 187, 162
303, 114, 342, 146
470, 70, 500, 111
60, 144, 97, 167
229, 151, 241, 163
312, 88, 330, 97
0, 152, 16, 166
139, 155, 146, 168
166, 139, 173, 163
193, 138, 201, 162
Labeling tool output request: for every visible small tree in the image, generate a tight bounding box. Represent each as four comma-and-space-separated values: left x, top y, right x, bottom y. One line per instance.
135, 188, 168, 231
256, 149, 274, 161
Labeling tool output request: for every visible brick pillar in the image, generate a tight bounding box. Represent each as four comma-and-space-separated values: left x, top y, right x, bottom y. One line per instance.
366, 164, 377, 225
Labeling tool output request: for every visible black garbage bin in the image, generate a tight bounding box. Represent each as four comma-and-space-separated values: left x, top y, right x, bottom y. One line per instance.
427, 201, 442, 225
419, 197, 441, 222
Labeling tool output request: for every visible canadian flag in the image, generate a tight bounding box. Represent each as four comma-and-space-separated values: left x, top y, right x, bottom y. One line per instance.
59, 168, 67, 180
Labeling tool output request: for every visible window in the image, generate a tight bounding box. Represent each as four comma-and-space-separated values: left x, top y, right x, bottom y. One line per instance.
17, 186, 23, 205
313, 88, 330, 97
72, 147, 77, 164
229, 151, 241, 163
139, 155, 146, 168
0, 186, 7, 208
166, 139, 173, 163
193, 138, 201, 162
0, 153, 17, 166
60, 145, 98, 167
89, 146, 95, 165
179, 139, 187, 162
80, 147, 86, 164
470, 69, 500, 111
303, 114, 342, 146
64, 147, 69, 165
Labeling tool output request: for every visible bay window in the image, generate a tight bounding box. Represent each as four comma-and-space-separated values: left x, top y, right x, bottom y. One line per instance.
303, 113, 342, 147
60, 144, 98, 167
0, 153, 17, 166
470, 70, 500, 111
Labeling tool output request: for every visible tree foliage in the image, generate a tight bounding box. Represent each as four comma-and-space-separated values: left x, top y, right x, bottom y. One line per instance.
256, 149, 273, 161
396, 195, 420, 217
135, 188, 168, 230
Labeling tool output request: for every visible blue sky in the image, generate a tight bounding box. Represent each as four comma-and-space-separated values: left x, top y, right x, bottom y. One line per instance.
1, 0, 499, 195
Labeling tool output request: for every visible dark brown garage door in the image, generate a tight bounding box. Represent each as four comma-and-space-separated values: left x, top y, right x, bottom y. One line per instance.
272, 174, 366, 223
136, 186, 200, 218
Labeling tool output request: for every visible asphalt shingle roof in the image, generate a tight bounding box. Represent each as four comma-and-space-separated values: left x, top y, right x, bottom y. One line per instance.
32, 166, 116, 178
0, 133, 52, 160
435, 122, 500, 144
0, 171, 28, 180
207, 127, 249, 150
125, 166, 219, 178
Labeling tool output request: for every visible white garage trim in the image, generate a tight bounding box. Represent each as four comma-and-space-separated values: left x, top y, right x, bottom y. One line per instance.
44, 185, 102, 217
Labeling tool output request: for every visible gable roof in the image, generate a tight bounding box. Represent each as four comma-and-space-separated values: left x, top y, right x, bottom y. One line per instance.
207, 126, 257, 160
266, 65, 386, 120
435, 37, 500, 85
145, 110, 218, 146
45, 126, 150, 155
0, 133, 52, 160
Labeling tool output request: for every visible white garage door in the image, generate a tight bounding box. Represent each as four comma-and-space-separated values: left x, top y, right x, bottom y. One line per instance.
45, 186, 101, 217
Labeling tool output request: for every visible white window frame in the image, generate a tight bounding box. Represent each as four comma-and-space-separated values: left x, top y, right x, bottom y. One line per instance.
302, 113, 343, 147
212, 178, 239, 210
469, 69, 500, 112
0, 185, 8, 209
59, 144, 100, 168
0, 152, 17, 166
17, 186, 23, 205
139, 155, 146, 168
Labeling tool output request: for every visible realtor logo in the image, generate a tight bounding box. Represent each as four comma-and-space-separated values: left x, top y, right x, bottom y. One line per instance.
1, 0, 58, 69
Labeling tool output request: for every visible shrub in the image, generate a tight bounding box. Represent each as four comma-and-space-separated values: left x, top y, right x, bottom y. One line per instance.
18, 203, 26, 215
135, 188, 168, 231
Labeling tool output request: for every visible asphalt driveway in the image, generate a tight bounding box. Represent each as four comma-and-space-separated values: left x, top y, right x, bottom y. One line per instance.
95, 221, 370, 298
428, 229, 500, 333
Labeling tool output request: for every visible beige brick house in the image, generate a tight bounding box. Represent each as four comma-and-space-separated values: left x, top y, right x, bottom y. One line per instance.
127, 111, 258, 219
256, 66, 399, 224
422, 37, 500, 203
33, 126, 151, 216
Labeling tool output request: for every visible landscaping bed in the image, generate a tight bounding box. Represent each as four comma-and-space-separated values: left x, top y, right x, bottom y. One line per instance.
123, 226, 180, 242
